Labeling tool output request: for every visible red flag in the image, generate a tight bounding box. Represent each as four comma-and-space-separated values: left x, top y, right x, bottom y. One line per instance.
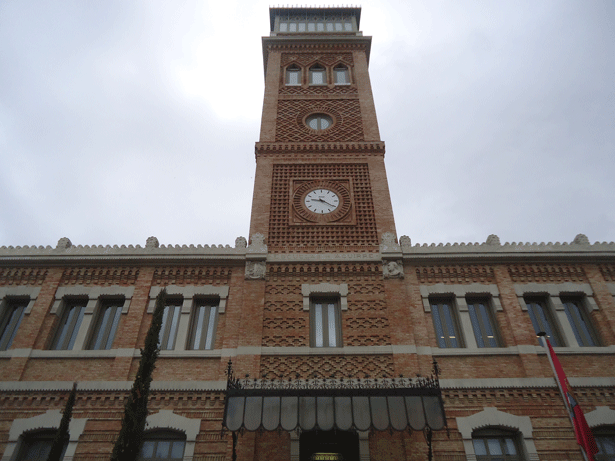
544, 337, 598, 461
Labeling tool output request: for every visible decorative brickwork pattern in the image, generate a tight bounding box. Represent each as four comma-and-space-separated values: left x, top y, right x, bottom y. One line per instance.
275, 99, 364, 142
60, 267, 139, 286
508, 264, 587, 283
260, 355, 394, 379
0, 267, 47, 286
268, 163, 378, 250
262, 270, 389, 347
415, 265, 495, 284
281, 52, 353, 68
279, 85, 358, 96
152, 267, 232, 286
599, 264, 615, 281
268, 263, 381, 279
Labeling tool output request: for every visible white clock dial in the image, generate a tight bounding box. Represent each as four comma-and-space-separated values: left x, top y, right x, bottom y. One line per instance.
304, 189, 340, 214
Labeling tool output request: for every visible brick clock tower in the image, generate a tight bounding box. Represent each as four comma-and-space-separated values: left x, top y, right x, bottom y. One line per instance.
249, 7, 396, 254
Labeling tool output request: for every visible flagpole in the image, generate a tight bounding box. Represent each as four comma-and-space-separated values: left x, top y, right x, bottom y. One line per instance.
537, 332, 590, 461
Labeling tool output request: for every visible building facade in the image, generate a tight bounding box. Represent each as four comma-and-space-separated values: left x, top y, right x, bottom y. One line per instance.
1, 7, 615, 461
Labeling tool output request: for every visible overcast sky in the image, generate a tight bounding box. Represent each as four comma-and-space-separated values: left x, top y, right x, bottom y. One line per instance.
1, 0, 613, 249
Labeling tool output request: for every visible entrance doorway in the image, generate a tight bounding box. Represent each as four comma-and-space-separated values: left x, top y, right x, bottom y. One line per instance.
299, 430, 359, 461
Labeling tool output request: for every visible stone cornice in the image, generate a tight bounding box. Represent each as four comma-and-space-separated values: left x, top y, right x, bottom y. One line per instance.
0, 236, 249, 265
262, 35, 373, 73
400, 234, 615, 264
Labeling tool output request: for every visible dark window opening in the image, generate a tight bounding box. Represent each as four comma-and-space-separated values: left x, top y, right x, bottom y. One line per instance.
300, 430, 359, 461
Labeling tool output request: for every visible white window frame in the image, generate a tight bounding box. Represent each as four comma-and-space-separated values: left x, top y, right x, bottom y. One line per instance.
285, 65, 302, 86
420, 284, 503, 351
1, 409, 87, 461
302, 283, 348, 349
143, 410, 200, 461
50, 285, 134, 351
333, 64, 351, 85
148, 285, 229, 352
456, 407, 538, 461
586, 406, 615, 428
515, 283, 600, 349
87, 298, 124, 350
0, 287, 40, 352
309, 64, 327, 85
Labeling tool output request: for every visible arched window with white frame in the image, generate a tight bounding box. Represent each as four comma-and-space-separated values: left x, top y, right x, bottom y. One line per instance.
456, 407, 538, 461
309, 64, 327, 85
286, 65, 301, 86
333, 64, 350, 85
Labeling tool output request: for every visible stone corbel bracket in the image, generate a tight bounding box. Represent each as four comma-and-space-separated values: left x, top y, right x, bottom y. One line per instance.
245, 233, 268, 280
380, 232, 403, 279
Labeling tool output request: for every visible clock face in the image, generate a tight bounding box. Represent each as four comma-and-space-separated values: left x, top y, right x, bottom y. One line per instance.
304, 189, 340, 214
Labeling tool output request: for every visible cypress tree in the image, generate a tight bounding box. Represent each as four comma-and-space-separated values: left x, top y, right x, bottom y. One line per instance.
47, 381, 77, 461
111, 288, 167, 461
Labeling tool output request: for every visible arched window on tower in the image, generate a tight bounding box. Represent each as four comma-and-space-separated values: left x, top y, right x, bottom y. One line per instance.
333, 64, 350, 85
309, 64, 327, 85
286, 65, 301, 86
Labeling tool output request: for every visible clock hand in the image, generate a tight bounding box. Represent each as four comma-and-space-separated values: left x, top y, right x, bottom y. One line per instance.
316, 197, 336, 207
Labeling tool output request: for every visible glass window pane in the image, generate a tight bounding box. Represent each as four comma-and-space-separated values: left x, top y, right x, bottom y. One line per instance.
479, 303, 498, 347
105, 306, 122, 349
442, 304, 458, 347
0, 303, 26, 350
432, 305, 446, 348
320, 117, 330, 129
167, 306, 181, 348
289, 22, 297, 32
505, 438, 517, 454
279, 22, 288, 32
335, 22, 343, 31
192, 305, 206, 349
205, 306, 217, 349
156, 441, 171, 458
468, 304, 484, 347
317, 22, 324, 31
564, 301, 596, 347
326, 22, 334, 31
308, 23, 315, 32
314, 303, 323, 347
344, 22, 353, 31
473, 438, 487, 455
298, 22, 306, 32
487, 438, 502, 455
142, 441, 155, 458
171, 441, 185, 459
327, 303, 336, 347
